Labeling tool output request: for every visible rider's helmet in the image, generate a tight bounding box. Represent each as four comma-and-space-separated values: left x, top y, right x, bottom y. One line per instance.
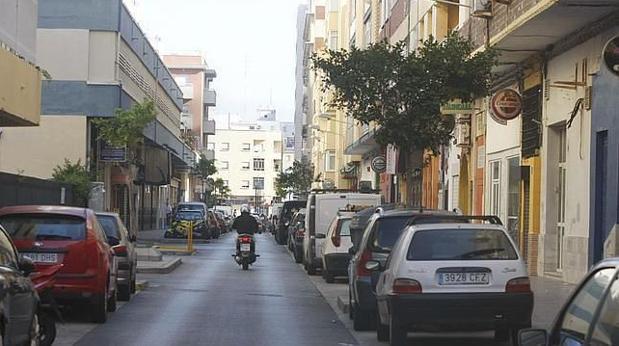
241, 205, 250, 214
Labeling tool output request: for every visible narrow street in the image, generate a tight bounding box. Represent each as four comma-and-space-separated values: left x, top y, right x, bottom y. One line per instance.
73, 233, 357, 346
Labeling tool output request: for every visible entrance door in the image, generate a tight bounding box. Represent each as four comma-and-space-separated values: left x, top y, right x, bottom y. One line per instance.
557, 128, 567, 271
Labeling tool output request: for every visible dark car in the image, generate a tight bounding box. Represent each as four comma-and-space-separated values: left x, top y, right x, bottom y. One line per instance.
0, 225, 39, 345
275, 200, 307, 245
349, 204, 398, 251
96, 212, 138, 301
166, 210, 208, 239
348, 208, 453, 331
0, 206, 119, 323
287, 209, 306, 263
518, 257, 619, 346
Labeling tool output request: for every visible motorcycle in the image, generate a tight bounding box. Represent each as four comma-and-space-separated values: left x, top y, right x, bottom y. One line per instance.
30, 264, 63, 346
232, 234, 259, 270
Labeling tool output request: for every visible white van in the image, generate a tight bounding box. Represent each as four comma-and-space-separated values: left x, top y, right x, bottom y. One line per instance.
303, 192, 381, 275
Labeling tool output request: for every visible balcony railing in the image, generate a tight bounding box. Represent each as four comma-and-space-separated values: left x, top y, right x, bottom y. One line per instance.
203, 89, 216, 106
203, 119, 216, 135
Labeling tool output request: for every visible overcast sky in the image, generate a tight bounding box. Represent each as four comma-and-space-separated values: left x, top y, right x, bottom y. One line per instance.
126, 0, 305, 122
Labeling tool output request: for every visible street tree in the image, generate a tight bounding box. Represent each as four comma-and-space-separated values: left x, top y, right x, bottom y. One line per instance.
312, 32, 497, 153
195, 154, 217, 178
275, 161, 313, 198
52, 159, 91, 206
212, 178, 231, 204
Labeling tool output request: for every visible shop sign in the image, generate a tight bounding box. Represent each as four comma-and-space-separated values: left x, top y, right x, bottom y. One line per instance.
440, 99, 474, 115
604, 36, 619, 76
371, 155, 386, 173
455, 115, 471, 147
490, 89, 522, 124
385, 145, 397, 175
100, 142, 127, 162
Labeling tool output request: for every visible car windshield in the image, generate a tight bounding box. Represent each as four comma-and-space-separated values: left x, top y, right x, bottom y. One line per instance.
370, 216, 411, 252
407, 229, 518, 261
339, 219, 352, 236
178, 204, 203, 212
97, 215, 120, 238
176, 211, 203, 220
0, 214, 86, 241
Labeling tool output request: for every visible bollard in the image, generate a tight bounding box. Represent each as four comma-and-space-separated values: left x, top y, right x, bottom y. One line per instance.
187, 221, 194, 253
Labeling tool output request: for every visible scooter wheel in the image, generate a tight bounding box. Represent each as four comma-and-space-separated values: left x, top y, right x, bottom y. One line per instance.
38, 311, 56, 346
242, 262, 249, 270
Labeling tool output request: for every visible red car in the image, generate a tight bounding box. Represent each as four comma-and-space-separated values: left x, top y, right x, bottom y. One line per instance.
0, 206, 119, 323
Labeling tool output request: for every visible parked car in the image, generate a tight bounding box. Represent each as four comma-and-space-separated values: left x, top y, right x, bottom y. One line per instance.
275, 200, 307, 245
167, 210, 208, 239
372, 215, 533, 345
0, 206, 119, 323
0, 225, 40, 345
349, 204, 398, 251
517, 257, 619, 346
319, 210, 355, 283
213, 210, 229, 233
207, 211, 220, 239
287, 209, 306, 263
303, 192, 381, 275
96, 212, 137, 301
348, 208, 454, 331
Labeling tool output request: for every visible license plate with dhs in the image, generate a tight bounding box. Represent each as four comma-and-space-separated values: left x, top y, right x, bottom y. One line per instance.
439, 272, 489, 285
240, 243, 251, 252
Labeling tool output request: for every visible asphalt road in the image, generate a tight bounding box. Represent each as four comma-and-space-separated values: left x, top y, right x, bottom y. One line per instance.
74, 232, 358, 346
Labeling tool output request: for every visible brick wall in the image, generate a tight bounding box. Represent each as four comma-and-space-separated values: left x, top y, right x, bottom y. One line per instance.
459, 0, 544, 50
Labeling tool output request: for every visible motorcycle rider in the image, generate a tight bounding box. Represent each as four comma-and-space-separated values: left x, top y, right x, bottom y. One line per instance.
232, 205, 259, 253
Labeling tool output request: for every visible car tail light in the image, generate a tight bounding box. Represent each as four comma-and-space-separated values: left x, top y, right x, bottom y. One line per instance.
393, 278, 422, 294
331, 233, 341, 247
356, 249, 372, 277
506, 277, 531, 293
112, 245, 128, 257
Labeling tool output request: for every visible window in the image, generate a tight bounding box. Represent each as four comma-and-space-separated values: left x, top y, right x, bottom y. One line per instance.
253, 177, 265, 190
559, 269, 615, 344
329, 31, 338, 50
241, 180, 250, 189
253, 158, 265, 171
253, 140, 264, 152
98, 215, 121, 239
325, 150, 336, 172
490, 161, 501, 216
274, 160, 281, 172
220, 161, 229, 170
241, 162, 250, 170
220, 143, 230, 152
591, 276, 619, 345
241, 143, 251, 152
274, 141, 282, 153
207, 142, 215, 151
0, 214, 86, 241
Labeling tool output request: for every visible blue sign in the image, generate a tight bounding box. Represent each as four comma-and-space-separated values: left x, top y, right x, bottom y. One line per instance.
100, 142, 127, 162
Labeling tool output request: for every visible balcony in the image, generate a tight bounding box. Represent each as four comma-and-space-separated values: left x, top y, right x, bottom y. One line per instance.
203, 119, 216, 135
0, 48, 42, 126
203, 89, 216, 107
204, 149, 215, 161
180, 85, 193, 101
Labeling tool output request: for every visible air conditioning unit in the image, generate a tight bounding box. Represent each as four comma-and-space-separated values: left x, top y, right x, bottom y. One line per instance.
472, 0, 493, 18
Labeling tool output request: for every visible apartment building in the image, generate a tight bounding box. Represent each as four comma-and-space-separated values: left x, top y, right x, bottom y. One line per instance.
210, 115, 288, 211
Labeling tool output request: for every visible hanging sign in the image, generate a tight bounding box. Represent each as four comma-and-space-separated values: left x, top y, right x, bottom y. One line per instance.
385, 145, 397, 175
490, 89, 522, 123
371, 155, 386, 173
440, 99, 474, 115
100, 142, 127, 162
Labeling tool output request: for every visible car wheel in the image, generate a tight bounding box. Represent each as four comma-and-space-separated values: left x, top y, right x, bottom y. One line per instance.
107, 285, 117, 312
130, 268, 137, 294
376, 310, 389, 342
118, 283, 131, 301
242, 262, 249, 270
38, 311, 56, 346
29, 313, 40, 346
92, 287, 108, 323
389, 314, 407, 346
352, 306, 371, 331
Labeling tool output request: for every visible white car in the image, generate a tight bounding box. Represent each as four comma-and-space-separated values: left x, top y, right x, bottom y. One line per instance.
320, 211, 355, 283
372, 215, 533, 346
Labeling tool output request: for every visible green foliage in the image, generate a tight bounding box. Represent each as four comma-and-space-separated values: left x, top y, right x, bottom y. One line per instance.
213, 178, 231, 200
52, 159, 91, 206
93, 100, 157, 154
312, 32, 497, 153
195, 154, 217, 178
275, 161, 313, 197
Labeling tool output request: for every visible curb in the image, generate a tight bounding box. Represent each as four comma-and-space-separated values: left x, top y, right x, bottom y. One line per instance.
137, 257, 183, 274
337, 295, 349, 314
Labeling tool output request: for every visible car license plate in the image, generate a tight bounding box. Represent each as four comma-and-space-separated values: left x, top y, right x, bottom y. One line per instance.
240, 244, 251, 252
23, 253, 58, 263
439, 272, 489, 285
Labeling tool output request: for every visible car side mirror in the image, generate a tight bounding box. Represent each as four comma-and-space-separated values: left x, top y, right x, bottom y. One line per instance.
107, 236, 120, 246
348, 247, 356, 256
518, 329, 548, 346
364, 260, 381, 271
19, 256, 36, 276
315, 233, 326, 239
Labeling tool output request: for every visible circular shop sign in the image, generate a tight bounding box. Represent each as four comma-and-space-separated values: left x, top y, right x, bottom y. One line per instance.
491, 88, 523, 121
604, 36, 619, 76
371, 156, 386, 173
